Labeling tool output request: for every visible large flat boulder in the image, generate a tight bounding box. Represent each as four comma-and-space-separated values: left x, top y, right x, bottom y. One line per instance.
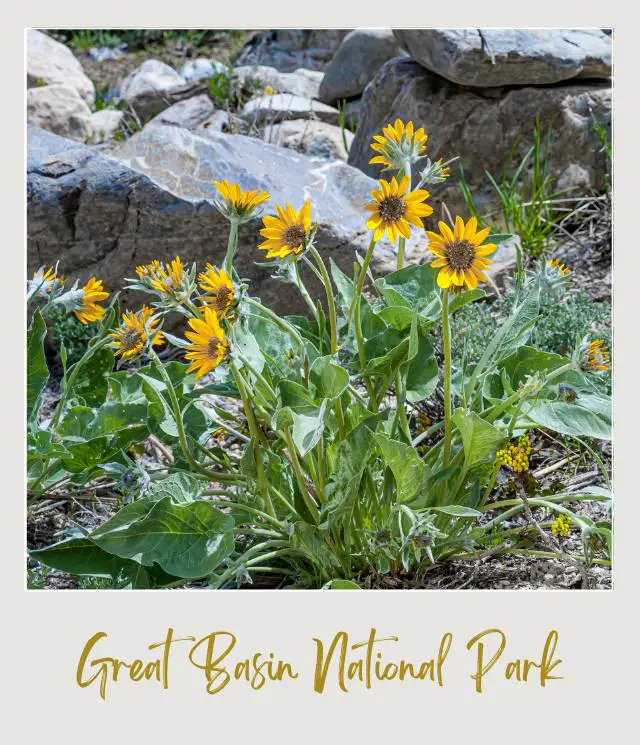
393, 29, 612, 88
27, 125, 422, 319
348, 58, 611, 212
27, 30, 95, 107
319, 29, 406, 104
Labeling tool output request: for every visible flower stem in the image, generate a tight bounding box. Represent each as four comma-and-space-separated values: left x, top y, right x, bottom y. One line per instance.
308, 245, 338, 356
224, 219, 239, 276
440, 289, 452, 504
148, 348, 243, 485
397, 236, 406, 271
230, 361, 276, 517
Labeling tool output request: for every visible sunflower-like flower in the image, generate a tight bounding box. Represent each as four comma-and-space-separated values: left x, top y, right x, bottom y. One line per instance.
135, 260, 164, 280
258, 201, 312, 259
546, 258, 571, 277
184, 306, 229, 379
416, 157, 455, 187
427, 217, 497, 291
369, 119, 427, 172
148, 256, 185, 295
584, 339, 611, 373
75, 278, 109, 325
365, 176, 432, 242
213, 180, 270, 224
108, 306, 164, 361
198, 265, 236, 317
28, 266, 65, 298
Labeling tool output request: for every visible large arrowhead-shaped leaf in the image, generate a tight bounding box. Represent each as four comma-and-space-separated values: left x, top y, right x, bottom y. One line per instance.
292, 399, 328, 456
92, 497, 235, 578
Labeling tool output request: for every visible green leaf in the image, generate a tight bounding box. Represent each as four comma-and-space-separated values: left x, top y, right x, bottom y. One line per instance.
375, 305, 414, 330
146, 472, 203, 503
449, 289, 486, 313
452, 409, 504, 467
523, 397, 611, 440
374, 433, 431, 507
59, 402, 149, 441
291, 399, 328, 456
92, 497, 235, 579
499, 346, 572, 388
30, 538, 138, 578
374, 263, 437, 307
27, 310, 49, 421
70, 348, 114, 407
309, 356, 349, 401
405, 330, 438, 403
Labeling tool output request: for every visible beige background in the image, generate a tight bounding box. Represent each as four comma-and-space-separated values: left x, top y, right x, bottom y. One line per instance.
7, 3, 637, 742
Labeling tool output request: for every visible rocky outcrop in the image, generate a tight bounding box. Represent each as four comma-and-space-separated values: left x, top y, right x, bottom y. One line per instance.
27, 84, 93, 141
242, 94, 340, 125
263, 120, 353, 161
319, 29, 406, 104
348, 58, 611, 210
234, 30, 350, 72
27, 30, 95, 107
393, 29, 612, 87
27, 125, 422, 318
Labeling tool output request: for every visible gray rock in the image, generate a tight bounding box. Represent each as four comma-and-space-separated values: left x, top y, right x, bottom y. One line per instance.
89, 109, 125, 144
119, 60, 210, 120
120, 60, 186, 101
179, 58, 227, 82
145, 95, 215, 130
348, 58, 611, 213
120, 80, 209, 121
243, 94, 340, 125
393, 29, 612, 88
234, 65, 323, 99
263, 119, 353, 161
319, 29, 406, 103
234, 30, 350, 72
27, 125, 422, 318
27, 84, 93, 141
27, 30, 95, 107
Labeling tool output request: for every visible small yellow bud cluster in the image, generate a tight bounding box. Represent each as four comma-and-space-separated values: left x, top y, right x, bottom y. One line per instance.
551, 514, 571, 538
414, 410, 432, 434
496, 434, 532, 473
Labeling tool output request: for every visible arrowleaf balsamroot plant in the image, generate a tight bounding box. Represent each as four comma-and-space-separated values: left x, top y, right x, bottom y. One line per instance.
27, 119, 612, 589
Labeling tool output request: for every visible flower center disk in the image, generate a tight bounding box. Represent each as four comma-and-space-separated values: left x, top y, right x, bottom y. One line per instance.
211, 286, 232, 312
446, 240, 475, 270
283, 224, 306, 249
378, 196, 405, 221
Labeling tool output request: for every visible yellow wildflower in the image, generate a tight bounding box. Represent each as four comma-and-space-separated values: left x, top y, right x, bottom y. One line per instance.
365, 176, 432, 242
427, 217, 497, 291
75, 277, 109, 325
108, 306, 164, 361
551, 514, 571, 538
184, 306, 229, 379
198, 265, 236, 317
258, 201, 312, 259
